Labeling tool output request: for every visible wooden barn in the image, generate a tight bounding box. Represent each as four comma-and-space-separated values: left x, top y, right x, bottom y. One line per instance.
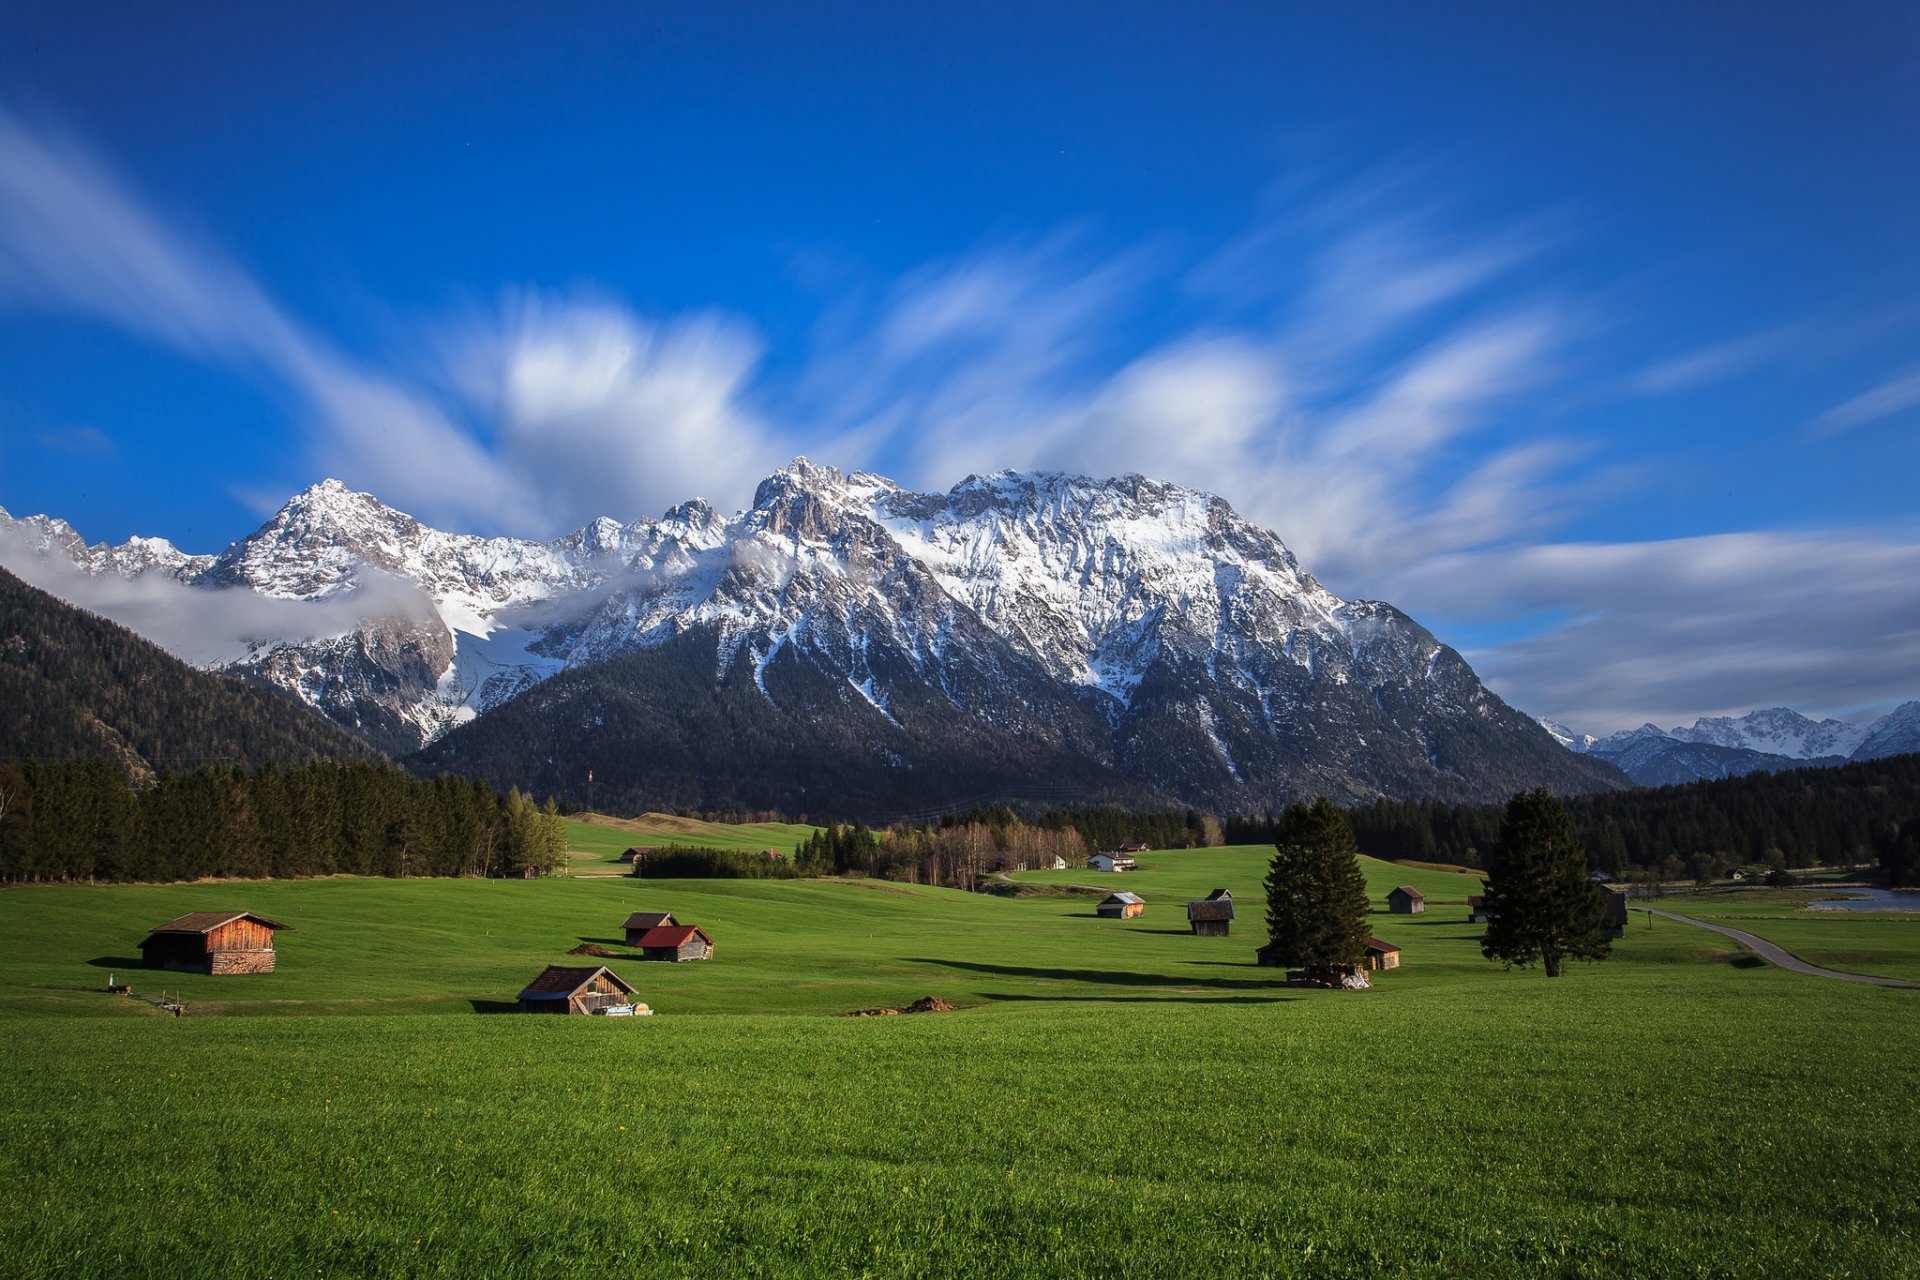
617, 846, 657, 865
1386, 886, 1426, 914
1096, 891, 1146, 919
1363, 938, 1401, 971
1466, 894, 1490, 924
636, 924, 713, 962
1088, 852, 1137, 873
516, 964, 638, 1015
1186, 894, 1235, 936
1603, 889, 1629, 939
622, 911, 676, 945
138, 912, 287, 975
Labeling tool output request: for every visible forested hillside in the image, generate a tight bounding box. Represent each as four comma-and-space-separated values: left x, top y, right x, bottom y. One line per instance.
1316, 753, 1920, 876
0, 566, 378, 775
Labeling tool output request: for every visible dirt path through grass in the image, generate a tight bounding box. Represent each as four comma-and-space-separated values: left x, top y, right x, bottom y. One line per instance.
1641, 908, 1920, 988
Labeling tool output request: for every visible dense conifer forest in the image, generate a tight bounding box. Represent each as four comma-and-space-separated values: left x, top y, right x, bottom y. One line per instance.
0, 759, 564, 883
1230, 753, 1920, 880
0, 566, 379, 776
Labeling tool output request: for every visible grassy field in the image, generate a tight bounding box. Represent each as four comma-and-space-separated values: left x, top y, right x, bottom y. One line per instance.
1649, 886, 1920, 981
2, 848, 1916, 1277
562, 812, 823, 874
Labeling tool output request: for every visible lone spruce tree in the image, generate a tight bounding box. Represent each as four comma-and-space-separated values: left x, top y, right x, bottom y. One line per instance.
1480, 787, 1612, 977
1262, 797, 1371, 973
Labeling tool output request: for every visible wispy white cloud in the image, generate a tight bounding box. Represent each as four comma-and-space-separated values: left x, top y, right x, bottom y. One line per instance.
1813, 368, 1920, 436
1390, 531, 1920, 732
33, 425, 117, 457
0, 106, 775, 535
1622, 328, 1795, 397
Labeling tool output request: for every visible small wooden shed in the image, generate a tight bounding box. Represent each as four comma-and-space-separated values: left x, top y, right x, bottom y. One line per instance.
1089, 852, 1137, 873
1603, 889, 1629, 939
1096, 891, 1145, 919
1386, 886, 1426, 914
1186, 896, 1235, 936
1466, 894, 1490, 924
622, 911, 677, 945
1363, 937, 1401, 971
636, 924, 713, 962
517, 965, 638, 1015
138, 912, 288, 975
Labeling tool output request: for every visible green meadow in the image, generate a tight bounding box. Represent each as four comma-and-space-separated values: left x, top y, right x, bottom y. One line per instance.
2, 847, 1916, 1278
562, 812, 823, 873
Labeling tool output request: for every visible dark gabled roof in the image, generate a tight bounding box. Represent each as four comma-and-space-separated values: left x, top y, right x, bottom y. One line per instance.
1205, 888, 1233, 901
1364, 937, 1400, 954
1187, 900, 1235, 922
144, 911, 289, 936
1388, 885, 1425, 900
622, 911, 675, 931
637, 925, 711, 949
518, 964, 636, 1001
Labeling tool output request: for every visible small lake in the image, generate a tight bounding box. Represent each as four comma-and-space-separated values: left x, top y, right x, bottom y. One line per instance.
1809, 888, 1920, 912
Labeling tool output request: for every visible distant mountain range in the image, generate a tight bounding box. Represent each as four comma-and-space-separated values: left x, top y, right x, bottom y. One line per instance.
1, 460, 1624, 814
1540, 704, 1920, 787
0, 565, 378, 777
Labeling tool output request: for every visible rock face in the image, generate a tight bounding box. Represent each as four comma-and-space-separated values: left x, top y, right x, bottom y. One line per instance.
1, 459, 1626, 812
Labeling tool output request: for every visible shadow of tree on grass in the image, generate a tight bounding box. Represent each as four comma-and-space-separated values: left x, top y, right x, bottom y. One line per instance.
905, 957, 1280, 991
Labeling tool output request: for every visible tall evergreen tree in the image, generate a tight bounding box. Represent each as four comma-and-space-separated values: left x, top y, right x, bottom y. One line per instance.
1260, 796, 1371, 973
1480, 788, 1612, 978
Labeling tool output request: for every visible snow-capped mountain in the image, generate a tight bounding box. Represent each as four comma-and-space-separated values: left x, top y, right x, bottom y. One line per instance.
1, 461, 1625, 811
1667, 707, 1872, 760
1852, 701, 1920, 762
1547, 703, 1916, 787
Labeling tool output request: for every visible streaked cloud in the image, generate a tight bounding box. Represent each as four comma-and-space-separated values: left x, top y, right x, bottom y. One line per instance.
1813, 368, 1920, 436
1391, 531, 1920, 733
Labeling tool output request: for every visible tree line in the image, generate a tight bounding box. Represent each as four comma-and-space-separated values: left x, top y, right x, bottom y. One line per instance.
0, 758, 566, 883
1222, 753, 1920, 881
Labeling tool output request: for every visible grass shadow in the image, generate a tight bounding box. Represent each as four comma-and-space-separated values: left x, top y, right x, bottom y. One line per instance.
905, 957, 1279, 991
575, 936, 631, 948
87, 956, 144, 970
469, 999, 520, 1014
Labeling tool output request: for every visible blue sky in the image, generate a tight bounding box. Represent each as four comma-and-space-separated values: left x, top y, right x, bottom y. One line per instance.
1, 1, 1917, 732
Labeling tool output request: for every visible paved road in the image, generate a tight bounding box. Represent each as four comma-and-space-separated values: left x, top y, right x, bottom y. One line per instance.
1636, 907, 1920, 988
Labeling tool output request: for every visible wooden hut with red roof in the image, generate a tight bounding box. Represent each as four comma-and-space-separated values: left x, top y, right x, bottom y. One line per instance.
138, 912, 288, 975
516, 965, 639, 1015
637, 924, 713, 962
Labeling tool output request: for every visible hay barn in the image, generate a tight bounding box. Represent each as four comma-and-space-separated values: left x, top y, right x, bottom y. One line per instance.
1186, 894, 1235, 936
637, 924, 713, 962
1363, 938, 1401, 971
1096, 891, 1145, 919
622, 911, 676, 945
516, 965, 638, 1014
138, 912, 287, 975
1386, 886, 1426, 914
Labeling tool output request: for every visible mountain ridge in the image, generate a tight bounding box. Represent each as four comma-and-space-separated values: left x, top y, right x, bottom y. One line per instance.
2, 460, 1625, 811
